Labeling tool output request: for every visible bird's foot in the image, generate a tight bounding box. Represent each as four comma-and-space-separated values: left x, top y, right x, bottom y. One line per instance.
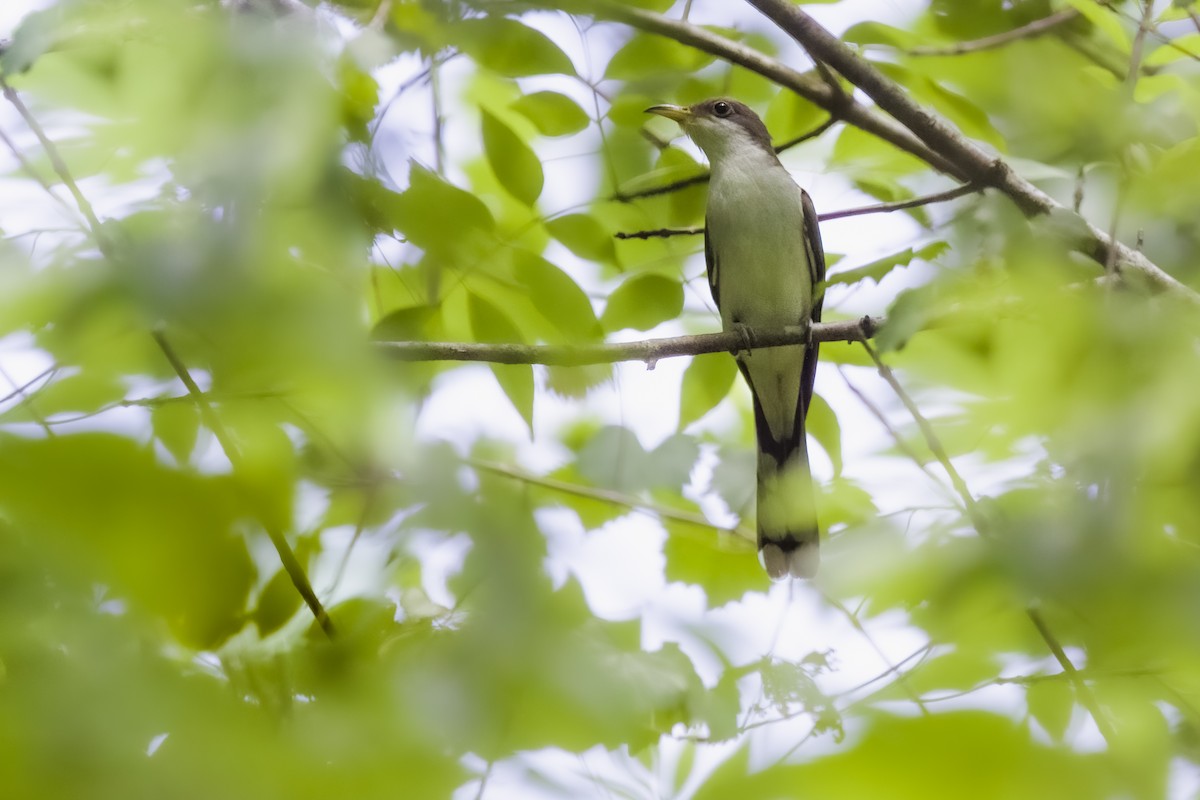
731, 321, 755, 357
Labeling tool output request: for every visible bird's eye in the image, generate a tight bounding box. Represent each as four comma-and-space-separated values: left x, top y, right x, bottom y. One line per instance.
713, 101, 732, 117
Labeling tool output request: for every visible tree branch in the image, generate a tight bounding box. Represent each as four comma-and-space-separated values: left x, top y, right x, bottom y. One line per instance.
907, 8, 1080, 56
376, 317, 882, 366
152, 331, 336, 638
469, 0, 964, 178
742, 0, 1198, 303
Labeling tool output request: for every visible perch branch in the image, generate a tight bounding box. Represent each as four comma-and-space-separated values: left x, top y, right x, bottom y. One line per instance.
377, 317, 882, 366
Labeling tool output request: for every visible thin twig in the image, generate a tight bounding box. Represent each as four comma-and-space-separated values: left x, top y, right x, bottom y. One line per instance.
1126, 0, 1156, 93
824, 593, 930, 716
376, 316, 883, 366
908, 8, 1079, 56
855, 328, 1118, 746
818, 182, 980, 222
152, 331, 336, 639
470, 457, 751, 541
836, 365, 951, 494
1, 78, 105, 240
616, 183, 979, 240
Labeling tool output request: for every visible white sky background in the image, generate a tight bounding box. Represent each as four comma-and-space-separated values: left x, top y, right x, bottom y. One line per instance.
3, 1, 1177, 798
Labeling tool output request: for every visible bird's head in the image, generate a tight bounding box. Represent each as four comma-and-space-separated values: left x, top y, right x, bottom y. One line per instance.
645, 98, 775, 164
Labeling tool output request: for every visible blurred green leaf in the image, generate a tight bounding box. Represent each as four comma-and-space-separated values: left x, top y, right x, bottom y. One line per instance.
453, 17, 575, 77
545, 213, 618, 265
679, 352, 737, 430
513, 251, 603, 341
601, 274, 683, 332
481, 108, 544, 206
510, 91, 590, 136
468, 292, 534, 431
605, 32, 716, 79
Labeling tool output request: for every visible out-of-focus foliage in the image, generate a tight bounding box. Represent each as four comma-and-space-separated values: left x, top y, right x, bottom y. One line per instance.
1, 0, 1200, 797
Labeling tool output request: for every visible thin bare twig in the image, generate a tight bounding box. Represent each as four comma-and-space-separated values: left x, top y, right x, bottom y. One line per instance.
470, 458, 751, 541
152, 331, 336, 639
1126, 0, 1156, 93
616, 183, 979, 239
376, 316, 883, 366
855, 329, 1118, 746
818, 182, 980, 222
908, 8, 1080, 56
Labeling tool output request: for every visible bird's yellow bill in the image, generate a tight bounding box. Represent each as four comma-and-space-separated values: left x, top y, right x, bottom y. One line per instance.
645, 104, 691, 122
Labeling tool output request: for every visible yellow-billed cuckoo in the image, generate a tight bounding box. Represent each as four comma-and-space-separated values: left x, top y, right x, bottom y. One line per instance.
647, 98, 825, 580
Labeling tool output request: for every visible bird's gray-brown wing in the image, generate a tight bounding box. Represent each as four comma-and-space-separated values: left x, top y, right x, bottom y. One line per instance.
799, 189, 825, 418
704, 214, 720, 310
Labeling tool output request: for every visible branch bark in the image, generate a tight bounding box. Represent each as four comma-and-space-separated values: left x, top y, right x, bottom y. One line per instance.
469, 0, 964, 178
742, 0, 1197, 302
376, 317, 882, 366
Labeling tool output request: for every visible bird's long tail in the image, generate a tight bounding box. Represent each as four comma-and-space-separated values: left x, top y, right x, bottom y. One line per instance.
754, 403, 819, 580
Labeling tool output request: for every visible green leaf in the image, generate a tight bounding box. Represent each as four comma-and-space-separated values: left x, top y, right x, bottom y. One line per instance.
468, 292, 534, 431
1144, 34, 1200, 67
765, 90, 826, 144
252, 567, 304, 636
645, 433, 701, 491
151, 401, 200, 464
510, 91, 590, 136
605, 32, 716, 80
391, 164, 495, 252
1, 7, 62, 75
1063, 0, 1130, 52
601, 274, 683, 332
0, 433, 253, 650
663, 519, 765, 606
828, 241, 948, 287
842, 21, 921, 48
481, 108, 543, 206
453, 18, 575, 77
546, 213, 617, 265
678, 353, 737, 430
1026, 679, 1075, 742
806, 392, 843, 477
576, 425, 648, 493
512, 251, 602, 341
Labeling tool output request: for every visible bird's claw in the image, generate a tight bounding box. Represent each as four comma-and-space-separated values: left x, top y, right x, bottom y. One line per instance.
731, 321, 755, 357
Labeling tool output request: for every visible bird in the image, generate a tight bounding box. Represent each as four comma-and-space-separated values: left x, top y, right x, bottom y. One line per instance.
646, 98, 825, 580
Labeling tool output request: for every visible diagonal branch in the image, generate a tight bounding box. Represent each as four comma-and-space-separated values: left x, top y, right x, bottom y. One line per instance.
376, 317, 882, 366
469, 0, 963, 177
856, 330, 1118, 746
742, 0, 1197, 302
1, 77, 335, 638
